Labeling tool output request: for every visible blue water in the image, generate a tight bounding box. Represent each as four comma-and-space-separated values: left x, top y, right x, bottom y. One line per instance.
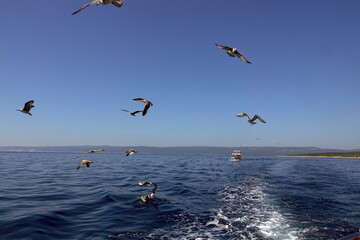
0, 153, 359, 240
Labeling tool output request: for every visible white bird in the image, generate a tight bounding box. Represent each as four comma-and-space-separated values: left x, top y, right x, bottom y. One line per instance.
125, 149, 136, 156
76, 160, 94, 170
215, 43, 251, 64
72, 0, 124, 15
133, 98, 153, 116
122, 109, 143, 116
236, 113, 266, 125
17, 100, 35, 116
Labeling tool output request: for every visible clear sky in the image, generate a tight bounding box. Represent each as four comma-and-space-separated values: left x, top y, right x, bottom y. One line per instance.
0, 0, 359, 149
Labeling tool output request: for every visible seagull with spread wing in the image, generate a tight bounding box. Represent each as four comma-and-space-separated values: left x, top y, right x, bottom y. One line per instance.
133, 98, 153, 116
17, 100, 35, 116
72, 0, 124, 15
76, 160, 94, 170
76, 149, 105, 158
125, 149, 137, 156
236, 113, 266, 125
215, 43, 252, 64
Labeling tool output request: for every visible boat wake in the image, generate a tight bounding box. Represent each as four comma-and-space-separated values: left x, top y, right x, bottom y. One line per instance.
141, 174, 301, 239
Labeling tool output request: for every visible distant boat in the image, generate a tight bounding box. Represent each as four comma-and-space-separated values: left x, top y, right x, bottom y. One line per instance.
230, 150, 242, 161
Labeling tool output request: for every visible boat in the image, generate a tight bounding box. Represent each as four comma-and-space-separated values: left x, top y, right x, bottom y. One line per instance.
230, 150, 242, 161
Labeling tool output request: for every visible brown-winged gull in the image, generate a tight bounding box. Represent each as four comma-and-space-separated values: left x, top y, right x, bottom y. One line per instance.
72, 0, 124, 15
125, 149, 137, 156
16, 100, 35, 116
77, 149, 105, 158
215, 43, 251, 64
236, 113, 266, 125
76, 160, 94, 170
133, 98, 153, 116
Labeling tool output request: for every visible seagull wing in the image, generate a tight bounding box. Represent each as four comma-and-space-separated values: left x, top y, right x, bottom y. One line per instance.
132, 111, 143, 115
23, 100, 35, 112
234, 51, 251, 64
236, 113, 250, 120
215, 43, 233, 51
133, 98, 145, 102
252, 115, 266, 123
142, 102, 152, 116
72, 0, 100, 15
122, 109, 130, 113
111, 0, 124, 7
76, 160, 85, 170
86, 161, 92, 167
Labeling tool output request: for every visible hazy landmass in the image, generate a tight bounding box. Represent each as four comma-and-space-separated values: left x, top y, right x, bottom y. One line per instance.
0, 146, 356, 156
285, 151, 360, 158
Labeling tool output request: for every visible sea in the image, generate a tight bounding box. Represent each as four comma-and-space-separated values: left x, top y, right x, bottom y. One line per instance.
0, 152, 359, 240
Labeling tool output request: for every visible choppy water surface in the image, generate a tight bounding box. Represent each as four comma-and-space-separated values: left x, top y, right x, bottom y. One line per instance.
0, 153, 359, 239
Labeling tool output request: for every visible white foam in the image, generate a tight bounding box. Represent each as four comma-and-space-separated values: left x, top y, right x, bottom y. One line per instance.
147, 175, 301, 239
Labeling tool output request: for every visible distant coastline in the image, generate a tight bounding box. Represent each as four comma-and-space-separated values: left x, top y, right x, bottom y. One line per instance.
279, 155, 360, 159
280, 151, 360, 159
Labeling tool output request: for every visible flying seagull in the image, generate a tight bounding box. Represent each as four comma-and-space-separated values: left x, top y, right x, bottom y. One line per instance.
72, 0, 124, 15
236, 113, 266, 125
138, 181, 158, 203
76, 160, 94, 170
125, 149, 136, 156
133, 98, 153, 116
76, 149, 105, 158
87, 149, 105, 154
215, 43, 251, 64
17, 100, 35, 116
122, 109, 143, 116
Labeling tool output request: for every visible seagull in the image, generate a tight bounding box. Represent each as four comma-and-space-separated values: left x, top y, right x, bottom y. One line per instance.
76, 149, 105, 158
17, 100, 35, 116
215, 43, 251, 64
133, 98, 153, 116
236, 113, 266, 125
125, 149, 136, 156
122, 109, 143, 116
87, 149, 105, 154
138, 181, 158, 203
72, 0, 124, 15
76, 160, 94, 170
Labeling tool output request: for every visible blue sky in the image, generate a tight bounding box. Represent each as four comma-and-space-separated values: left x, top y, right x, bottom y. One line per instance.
0, 0, 359, 149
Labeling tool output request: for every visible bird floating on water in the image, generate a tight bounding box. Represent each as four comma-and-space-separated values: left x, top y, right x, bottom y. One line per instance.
126, 149, 136, 156
133, 98, 153, 116
215, 43, 251, 64
17, 100, 35, 116
236, 113, 266, 125
138, 181, 157, 203
122, 109, 143, 116
72, 0, 124, 15
76, 160, 94, 170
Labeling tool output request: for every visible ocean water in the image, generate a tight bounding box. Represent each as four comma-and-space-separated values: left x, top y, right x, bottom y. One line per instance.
0, 153, 359, 240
